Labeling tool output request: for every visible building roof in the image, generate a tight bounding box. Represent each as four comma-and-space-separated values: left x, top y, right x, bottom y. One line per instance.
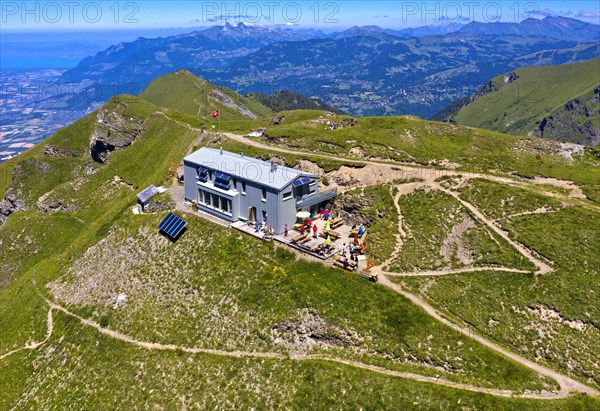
137, 184, 159, 204
184, 147, 317, 190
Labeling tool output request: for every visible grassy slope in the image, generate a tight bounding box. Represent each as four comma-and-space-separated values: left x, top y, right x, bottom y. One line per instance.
1, 76, 600, 406
202, 137, 365, 173
396, 179, 600, 387
0, 93, 573, 407
388, 188, 536, 273
0, 94, 199, 352
3, 313, 598, 410
454, 57, 600, 137
139, 70, 272, 122
45, 209, 554, 392
216, 110, 600, 187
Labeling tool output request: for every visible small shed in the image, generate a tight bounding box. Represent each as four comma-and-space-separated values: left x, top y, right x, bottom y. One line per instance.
137, 184, 160, 209
176, 169, 185, 185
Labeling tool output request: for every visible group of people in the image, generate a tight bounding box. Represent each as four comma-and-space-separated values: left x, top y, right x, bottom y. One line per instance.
316, 242, 333, 257
297, 219, 319, 239
340, 238, 366, 262
255, 221, 274, 237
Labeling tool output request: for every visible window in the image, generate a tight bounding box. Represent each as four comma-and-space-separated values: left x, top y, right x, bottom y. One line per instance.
198, 190, 232, 216
262, 210, 267, 222
232, 178, 237, 191
241, 181, 247, 195
283, 191, 292, 201
261, 187, 267, 202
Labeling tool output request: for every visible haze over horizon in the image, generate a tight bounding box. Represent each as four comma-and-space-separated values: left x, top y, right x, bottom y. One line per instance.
1, 0, 599, 33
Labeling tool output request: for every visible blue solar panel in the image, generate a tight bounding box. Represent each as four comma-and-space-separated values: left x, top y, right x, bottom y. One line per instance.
293, 177, 312, 187
198, 167, 208, 174
214, 181, 230, 191
214, 172, 231, 182
158, 213, 187, 240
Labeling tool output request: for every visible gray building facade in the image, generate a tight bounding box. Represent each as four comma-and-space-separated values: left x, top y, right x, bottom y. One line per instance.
183, 147, 336, 234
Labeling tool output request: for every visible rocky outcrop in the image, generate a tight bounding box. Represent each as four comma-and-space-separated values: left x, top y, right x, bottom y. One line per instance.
90, 102, 145, 163
43, 144, 81, 158
333, 195, 371, 227
209, 89, 257, 119
0, 190, 26, 226
503, 71, 519, 84
37, 200, 79, 213
271, 309, 358, 350
143, 200, 175, 213
0, 164, 28, 226
537, 91, 600, 147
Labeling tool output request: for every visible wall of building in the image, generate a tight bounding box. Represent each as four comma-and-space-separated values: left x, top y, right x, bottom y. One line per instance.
183, 162, 197, 202
278, 185, 298, 234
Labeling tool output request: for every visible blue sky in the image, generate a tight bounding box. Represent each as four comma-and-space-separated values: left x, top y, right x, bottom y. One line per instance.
1, 1, 599, 31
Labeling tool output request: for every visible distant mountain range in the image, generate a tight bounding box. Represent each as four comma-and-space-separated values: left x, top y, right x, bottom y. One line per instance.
48, 17, 600, 117
457, 16, 600, 42
327, 23, 467, 39
433, 57, 600, 146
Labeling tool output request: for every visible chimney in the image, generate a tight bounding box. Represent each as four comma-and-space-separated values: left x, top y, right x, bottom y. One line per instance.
270, 161, 277, 172
240, 150, 244, 157
220, 147, 223, 155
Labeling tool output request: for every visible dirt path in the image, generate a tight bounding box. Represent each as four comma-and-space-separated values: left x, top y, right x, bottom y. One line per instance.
4, 129, 592, 399
379, 186, 411, 270
220, 132, 591, 201
0, 308, 53, 361
187, 132, 595, 396
28, 297, 592, 400
376, 276, 597, 397
439, 188, 554, 275
382, 266, 532, 277
497, 208, 558, 222
368, 182, 594, 397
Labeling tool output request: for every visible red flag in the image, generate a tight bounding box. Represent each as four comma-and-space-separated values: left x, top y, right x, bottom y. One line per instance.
212, 110, 220, 118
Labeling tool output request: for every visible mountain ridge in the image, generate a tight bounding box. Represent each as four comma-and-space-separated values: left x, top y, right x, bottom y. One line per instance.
433, 57, 600, 146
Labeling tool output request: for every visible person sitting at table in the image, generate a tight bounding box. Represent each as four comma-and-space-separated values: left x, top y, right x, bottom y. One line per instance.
358, 224, 365, 236
299, 224, 305, 235
353, 236, 359, 246
360, 242, 366, 254
317, 243, 325, 253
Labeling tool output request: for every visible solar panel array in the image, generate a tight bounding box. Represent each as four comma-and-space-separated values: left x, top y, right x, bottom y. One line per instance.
158, 213, 187, 240
292, 177, 312, 187
213, 171, 232, 191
